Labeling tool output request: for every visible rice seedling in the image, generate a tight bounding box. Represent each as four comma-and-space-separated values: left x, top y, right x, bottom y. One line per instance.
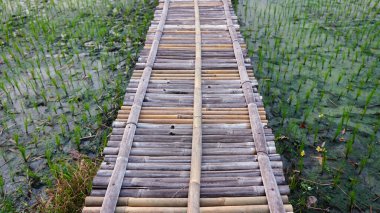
17, 143, 28, 163
30, 133, 39, 148
361, 83, 378, 117
347, 178, 359, 209
0, 83, 13, 105
23, 118, 29, 135
0, 174, 4, 197
345, 124, 359, 159
73, 125, 82, 151
55, 134, 62, 151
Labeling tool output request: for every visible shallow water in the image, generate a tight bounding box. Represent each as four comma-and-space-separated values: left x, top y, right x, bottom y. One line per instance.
234, 0, 380, 211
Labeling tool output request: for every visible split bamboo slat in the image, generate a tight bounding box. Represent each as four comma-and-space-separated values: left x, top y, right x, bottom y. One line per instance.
83, 0, 293, 212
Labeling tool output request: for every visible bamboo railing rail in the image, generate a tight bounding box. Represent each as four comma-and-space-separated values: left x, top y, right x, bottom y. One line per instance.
82, 0, 293, 212
187, 0, 203, 212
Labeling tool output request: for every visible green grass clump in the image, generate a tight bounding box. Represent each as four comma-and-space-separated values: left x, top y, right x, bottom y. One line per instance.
37, 158, 99, 213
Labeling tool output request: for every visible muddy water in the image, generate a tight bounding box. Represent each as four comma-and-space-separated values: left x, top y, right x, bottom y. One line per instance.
234, 0, 380, 211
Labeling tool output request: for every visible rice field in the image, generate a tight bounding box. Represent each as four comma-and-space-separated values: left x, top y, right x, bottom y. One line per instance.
234, 0, 380, 211
0, 0, 156, 211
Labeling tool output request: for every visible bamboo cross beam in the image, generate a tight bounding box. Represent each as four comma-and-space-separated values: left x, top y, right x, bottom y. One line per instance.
221, 0, 286, 212
85, 196, 290, 207
99, 0, 170, 212
187, 0, 203, 212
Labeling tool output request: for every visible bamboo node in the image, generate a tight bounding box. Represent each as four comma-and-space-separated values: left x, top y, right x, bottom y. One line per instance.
257, 150, 268, 156
126, 122, 138, 126
241, 80, 252, 87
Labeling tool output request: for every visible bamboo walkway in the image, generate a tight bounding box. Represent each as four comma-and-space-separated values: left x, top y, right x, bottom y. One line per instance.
83, 0, 293, 212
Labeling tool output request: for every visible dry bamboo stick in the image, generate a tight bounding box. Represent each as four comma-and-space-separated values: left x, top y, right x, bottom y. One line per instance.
96, 169, 286, 179
103, 154, 281, 163
102, 146, 277, 156
117, 114, 266, 120
99, 1, 170, 212
188, 0, 202, 212
90, 185, 290, 198
118, 110, 259, 115
85, 196, 289, 207
112, 122, 252, 129
92, 176, 286, 188
120, 106, 264, 111
115, 119, 268, 125
83, 205, 293, 213
118, 114, 249, 119
99, 161, 283, 171
134, 69, 250, 74
109, 135, 273, 142
113, 128, 272, 135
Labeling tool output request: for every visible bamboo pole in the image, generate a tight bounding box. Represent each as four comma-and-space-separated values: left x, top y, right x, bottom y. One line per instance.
95, 169, 286, 179
221, 0, 287, 212
90, 185, 290, 198
83, 205, 293, 213
99, 1, 169, 212
85, 196, 289, 207
187, 0, 202, 212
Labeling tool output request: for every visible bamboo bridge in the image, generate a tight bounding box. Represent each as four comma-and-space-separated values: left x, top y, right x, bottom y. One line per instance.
83, 0, 293, 212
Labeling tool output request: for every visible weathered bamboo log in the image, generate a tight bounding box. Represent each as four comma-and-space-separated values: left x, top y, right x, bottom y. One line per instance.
85, 196, 289, 207
112, 121, 255, 129
90, 185, 290, 197
91, 176, 286, 188
102, 146, 277, 156
188, 0, 202, 211
108, 135, 274, 142
83, 205, 293, 213
95, 169, 286, 179
119, 106, 263, 111
103, 154, 282, 164
99, 161, 283, 171
105, 141, 276, 150
114, 128, 271, 136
